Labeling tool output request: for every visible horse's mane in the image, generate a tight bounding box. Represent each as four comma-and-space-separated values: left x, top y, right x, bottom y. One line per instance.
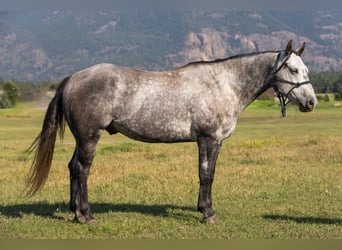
177, 50, 281, 69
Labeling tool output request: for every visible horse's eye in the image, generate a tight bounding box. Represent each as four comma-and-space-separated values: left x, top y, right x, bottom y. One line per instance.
284, 63, 298, 74
291, 68, 298, 74
287, 65, 298, 74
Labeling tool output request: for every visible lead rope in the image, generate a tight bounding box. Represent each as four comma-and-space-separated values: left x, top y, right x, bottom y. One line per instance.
277, 92, 287, 117
273, 52, 294, 118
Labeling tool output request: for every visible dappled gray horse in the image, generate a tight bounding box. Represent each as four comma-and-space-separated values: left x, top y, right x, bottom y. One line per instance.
28, 40, 317, 224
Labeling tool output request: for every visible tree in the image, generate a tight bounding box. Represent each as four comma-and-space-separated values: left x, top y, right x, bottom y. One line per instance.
1, 81, 19, 107
335, 86, 342, 101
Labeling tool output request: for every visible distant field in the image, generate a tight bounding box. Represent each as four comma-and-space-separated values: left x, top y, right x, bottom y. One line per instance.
0, 101, 341, 239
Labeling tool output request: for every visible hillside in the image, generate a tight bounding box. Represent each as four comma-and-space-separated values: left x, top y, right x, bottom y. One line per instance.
1, 11, 342, 82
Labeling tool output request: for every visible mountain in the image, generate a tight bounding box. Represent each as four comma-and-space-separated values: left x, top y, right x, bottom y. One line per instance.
1, 11, 342, 82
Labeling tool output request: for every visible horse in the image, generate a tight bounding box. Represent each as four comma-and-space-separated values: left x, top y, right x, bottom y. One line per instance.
27, 40, 317, 224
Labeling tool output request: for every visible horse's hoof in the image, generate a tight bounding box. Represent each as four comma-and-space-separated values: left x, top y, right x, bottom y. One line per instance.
202, 214, 218, 224
86, 217, 97, 225
73, 215, 86, 224
73, 215, 96, 224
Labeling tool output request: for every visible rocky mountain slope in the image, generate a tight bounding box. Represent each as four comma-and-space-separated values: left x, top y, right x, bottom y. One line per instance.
1, 11, 342, 82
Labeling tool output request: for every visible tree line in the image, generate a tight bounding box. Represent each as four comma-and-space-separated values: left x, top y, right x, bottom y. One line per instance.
1, 71, 342, 109
0, 78, 58, 108
309, 71, 342, 96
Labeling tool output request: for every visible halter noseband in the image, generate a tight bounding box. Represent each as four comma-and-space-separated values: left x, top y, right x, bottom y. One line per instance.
272, 52, 311, 117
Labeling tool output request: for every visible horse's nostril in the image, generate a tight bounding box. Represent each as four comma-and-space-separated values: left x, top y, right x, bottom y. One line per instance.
308, 99, 315, 108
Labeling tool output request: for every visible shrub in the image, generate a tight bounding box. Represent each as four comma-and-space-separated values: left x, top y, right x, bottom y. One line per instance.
0, 94, 11, 108
0, 81, 19, 108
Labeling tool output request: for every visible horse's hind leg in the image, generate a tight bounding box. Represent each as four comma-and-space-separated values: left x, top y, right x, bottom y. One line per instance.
68, 147, 83, 222
68, 131, 101, 224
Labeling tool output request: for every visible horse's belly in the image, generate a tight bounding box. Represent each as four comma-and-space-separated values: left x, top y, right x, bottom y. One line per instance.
110, 119, 195, 143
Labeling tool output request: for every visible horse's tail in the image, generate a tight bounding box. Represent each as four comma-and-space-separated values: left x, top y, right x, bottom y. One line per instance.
26, 76, 71, 196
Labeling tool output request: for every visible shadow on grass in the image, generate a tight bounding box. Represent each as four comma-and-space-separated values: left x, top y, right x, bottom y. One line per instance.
0, 202, 198, 221
262, 214, 342, 225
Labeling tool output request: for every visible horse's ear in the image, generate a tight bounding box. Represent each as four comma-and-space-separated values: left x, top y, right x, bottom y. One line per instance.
285, 40, 293, 55
297, 42, 306, 56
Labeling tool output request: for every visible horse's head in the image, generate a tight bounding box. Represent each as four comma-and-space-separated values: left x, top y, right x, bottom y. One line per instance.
272, 40, 317, 116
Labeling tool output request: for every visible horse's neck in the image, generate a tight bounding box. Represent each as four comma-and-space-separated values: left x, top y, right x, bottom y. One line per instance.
221, 52, 277, 111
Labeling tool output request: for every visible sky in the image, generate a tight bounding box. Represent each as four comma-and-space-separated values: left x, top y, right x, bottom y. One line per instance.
1, 0, 342, 11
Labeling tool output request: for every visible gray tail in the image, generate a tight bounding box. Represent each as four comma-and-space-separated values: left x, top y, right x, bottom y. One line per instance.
26, 76, 70, 196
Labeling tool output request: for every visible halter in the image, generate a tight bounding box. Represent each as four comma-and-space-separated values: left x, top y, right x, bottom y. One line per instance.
271, 52, 311, 117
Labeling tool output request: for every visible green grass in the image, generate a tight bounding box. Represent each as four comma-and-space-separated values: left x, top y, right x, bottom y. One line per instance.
0, 101, 341, 239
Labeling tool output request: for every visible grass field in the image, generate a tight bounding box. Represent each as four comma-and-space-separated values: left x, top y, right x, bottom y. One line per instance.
0, 100, 341, 239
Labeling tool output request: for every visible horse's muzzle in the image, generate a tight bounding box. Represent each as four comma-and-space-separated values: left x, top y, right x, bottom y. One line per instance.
299, 98, 316, 112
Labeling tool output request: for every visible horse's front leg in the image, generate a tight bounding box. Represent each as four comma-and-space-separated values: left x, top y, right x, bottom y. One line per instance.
197, 136, 222, 223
